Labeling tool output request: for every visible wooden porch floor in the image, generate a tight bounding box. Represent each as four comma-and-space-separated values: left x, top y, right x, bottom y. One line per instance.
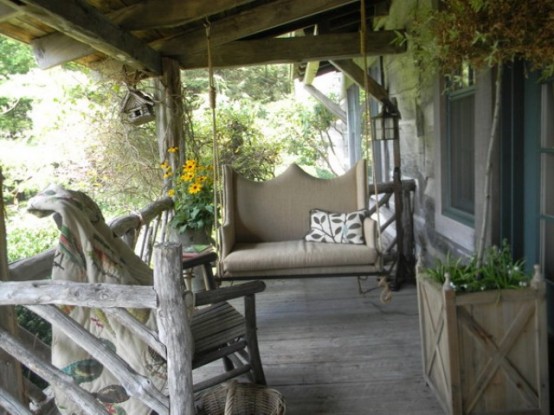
196, 277, 444, 415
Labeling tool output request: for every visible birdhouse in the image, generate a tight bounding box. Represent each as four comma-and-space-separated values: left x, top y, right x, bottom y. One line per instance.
121, 88, 155, 125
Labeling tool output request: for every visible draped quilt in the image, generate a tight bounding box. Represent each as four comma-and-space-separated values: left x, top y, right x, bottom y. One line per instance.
28, 185, 167, 415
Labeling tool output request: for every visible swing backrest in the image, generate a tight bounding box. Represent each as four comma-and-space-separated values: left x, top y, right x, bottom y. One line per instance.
222, 160, 368, 244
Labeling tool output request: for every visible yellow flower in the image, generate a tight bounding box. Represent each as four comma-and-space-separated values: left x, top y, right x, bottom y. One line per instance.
168, 146, 178, 153
181, 171, 195, 182
183, 159, 197, 172
167, 188, 176, 197
163, 172, 172, 179
188, 182, 202, 194
160, 161, 170, 170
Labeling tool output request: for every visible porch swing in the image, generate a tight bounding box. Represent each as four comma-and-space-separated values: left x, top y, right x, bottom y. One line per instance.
202, 1, 391, 302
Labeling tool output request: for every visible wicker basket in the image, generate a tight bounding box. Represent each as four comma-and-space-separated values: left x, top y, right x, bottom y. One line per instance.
196, 381, 286, 415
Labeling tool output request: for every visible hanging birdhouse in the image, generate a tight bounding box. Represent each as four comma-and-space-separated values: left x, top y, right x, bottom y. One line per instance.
121, 88, 155, 126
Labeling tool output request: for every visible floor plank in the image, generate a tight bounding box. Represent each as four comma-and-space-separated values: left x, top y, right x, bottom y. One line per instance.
195, 277, 444, 414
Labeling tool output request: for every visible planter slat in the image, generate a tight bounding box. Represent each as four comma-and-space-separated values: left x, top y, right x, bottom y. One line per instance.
417, 272, 549, 415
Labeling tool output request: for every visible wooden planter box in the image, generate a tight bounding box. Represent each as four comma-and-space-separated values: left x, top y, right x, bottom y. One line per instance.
417, 270, 549, 414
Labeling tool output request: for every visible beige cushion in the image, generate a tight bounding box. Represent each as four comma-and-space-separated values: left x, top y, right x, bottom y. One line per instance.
223, 240, 379, 274
222, 161, 367, 244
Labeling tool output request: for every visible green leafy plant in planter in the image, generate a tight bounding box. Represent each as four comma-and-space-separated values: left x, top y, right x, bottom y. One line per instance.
426, 240, 530, 293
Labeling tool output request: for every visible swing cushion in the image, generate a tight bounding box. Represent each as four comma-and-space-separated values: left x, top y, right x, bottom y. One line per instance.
219, 160, 382, 279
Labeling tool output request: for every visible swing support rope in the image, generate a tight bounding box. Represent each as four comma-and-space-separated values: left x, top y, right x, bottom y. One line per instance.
205, 20, 221, 254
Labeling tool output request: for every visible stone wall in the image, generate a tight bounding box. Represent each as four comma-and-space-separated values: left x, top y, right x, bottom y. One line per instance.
372, 0, 475, 265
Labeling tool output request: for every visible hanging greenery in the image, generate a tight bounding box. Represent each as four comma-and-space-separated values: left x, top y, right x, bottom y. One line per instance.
410, 0, 554, 78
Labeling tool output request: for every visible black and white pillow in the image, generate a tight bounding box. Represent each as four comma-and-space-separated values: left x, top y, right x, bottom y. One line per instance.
305, 208, 367, 244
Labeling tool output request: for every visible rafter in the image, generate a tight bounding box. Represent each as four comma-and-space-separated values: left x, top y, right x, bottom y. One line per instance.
330, 59, 393, 108
0, 2, 20, 23
158, 0, 359, 55
178, 31, 404, 69
17, 0, 161, 74
109, 0, 257, 30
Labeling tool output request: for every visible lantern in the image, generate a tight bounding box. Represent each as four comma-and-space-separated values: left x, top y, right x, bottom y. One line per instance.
372, 99, 400, 141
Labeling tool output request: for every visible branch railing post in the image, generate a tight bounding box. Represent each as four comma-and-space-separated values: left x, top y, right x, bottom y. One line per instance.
153, 242, 194, 415
0, 168, 26, 413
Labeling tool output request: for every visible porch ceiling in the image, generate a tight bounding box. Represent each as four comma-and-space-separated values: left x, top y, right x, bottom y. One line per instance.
0, 0, 403, 78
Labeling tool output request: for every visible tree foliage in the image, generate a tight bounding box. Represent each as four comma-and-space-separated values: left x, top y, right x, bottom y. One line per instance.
0, 35, 35, 78
0, 36, 35, 138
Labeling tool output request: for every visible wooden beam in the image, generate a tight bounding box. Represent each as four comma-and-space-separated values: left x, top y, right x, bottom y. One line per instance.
31, 32, 94, 69
178, 31, 404, 69
330, 59, 393, 108
109, 0, 257, 30
0, 2, 20, 22
158, 0, 359, 55
304, 84, 346, 122
17, 0, 161, 74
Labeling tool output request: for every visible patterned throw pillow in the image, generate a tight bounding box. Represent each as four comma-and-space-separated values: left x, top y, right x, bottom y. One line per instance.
305, 208, 367, 244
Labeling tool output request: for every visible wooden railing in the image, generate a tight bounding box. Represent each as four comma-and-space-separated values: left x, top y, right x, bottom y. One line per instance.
1, 243, 194, 415
1, 197, 178, 415
368, 177, 417, 290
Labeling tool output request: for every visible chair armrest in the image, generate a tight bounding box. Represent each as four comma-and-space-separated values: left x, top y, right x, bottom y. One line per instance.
194, 281, 266, 306
182, 251, 218, 269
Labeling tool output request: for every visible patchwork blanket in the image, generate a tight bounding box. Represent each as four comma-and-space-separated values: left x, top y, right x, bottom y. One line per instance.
28, 185, 167, 415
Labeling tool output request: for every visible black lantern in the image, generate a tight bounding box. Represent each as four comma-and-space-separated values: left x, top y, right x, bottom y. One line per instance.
372, 98, 400, 141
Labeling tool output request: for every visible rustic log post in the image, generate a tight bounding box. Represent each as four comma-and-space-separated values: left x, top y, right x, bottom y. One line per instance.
0, 168, 26, 415
153, 242, 194, 415
154, 58, 184, 185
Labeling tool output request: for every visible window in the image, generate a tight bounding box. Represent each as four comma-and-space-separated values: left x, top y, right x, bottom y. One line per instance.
444, 65, 475, 225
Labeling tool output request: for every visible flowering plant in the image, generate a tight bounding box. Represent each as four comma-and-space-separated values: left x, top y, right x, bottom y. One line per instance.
425, 240, 530, 293
162, 157, 215, 233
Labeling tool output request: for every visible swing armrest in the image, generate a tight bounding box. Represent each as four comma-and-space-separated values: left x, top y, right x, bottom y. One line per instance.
219, 222, 235, 259
364, 217, 380, 253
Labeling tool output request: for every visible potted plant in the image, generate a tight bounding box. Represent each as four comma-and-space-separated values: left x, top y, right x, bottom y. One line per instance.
406, 1, 554, 413
161, 157, 215, 246
417, 242, 548, 414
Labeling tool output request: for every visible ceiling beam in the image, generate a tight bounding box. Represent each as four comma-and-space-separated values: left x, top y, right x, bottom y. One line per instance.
178, 31, 404, 69
17, 0, 162, 74
159, 0, 359, 55
329, 59, 393, 108
0, 2, 20, 23
31, 32, 94, 69
109, 0, 257, 30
